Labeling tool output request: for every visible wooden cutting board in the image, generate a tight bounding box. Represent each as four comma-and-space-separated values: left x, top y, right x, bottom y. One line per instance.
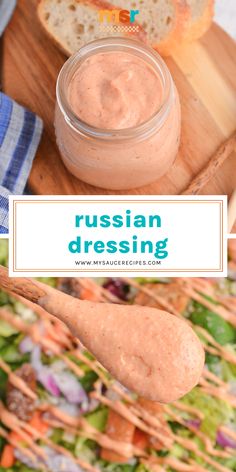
3, 0, 236, 198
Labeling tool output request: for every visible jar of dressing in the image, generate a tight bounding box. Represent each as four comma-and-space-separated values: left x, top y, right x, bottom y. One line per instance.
55, 37, 181, 190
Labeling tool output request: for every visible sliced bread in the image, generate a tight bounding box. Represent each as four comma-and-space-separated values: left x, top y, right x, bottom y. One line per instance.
37, 0, 146, 56
114, 0, 190, 55
38, 0, 212, 58
184, 0, 214, 41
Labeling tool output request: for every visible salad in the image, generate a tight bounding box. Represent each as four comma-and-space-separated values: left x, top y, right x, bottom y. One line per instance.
0, 240, 236, 471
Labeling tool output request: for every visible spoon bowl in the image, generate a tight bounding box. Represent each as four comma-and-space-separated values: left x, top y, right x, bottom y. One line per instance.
0, 267, 205, 403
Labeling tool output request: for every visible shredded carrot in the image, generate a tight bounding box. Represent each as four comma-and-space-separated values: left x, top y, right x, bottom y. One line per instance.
101, 409, 135, 463
0, 444, 15, 468
133, 428, 149, 450
28, 411, 49, 435
9, 431, 24, 443
80, 288, 100, 301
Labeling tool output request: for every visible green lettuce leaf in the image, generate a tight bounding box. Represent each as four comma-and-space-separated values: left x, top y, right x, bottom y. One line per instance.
99, 461, 136, 472
0, 240, 8, 266
36, 277, 57, 288
80, 370, 99, 392
0, 319, 18, 337
182, 387, 234, 441
86, 407, 108, 432
75, 437, 97, 463
190, 302, 236, 345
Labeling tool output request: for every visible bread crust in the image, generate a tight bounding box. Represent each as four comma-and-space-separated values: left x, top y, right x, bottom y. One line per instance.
152, 0, 191, 56
37, 0, 147, 57
183, 0, 214, 42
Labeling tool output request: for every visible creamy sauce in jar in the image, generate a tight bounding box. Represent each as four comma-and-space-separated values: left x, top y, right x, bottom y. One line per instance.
55, 38, 181, 190
68, 52, 163, 130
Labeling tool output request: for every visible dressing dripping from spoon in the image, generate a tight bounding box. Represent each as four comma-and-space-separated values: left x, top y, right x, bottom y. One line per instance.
0, 267, 204, 403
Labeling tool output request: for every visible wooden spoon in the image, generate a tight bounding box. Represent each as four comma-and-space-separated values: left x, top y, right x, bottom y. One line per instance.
0, 267, 204, 403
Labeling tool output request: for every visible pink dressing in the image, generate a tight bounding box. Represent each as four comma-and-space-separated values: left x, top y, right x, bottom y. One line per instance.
68, 51, 164, 129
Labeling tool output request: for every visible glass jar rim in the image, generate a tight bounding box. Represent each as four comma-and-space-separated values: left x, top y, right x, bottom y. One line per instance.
56, 37, 174, 142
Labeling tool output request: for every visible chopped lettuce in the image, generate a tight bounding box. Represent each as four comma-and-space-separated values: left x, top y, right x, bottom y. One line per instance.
0, 240, 8, 266
0, 343, 23, 363
0, 319, 18, 337
135, 465, 150, 472
75, 437, 97, 463
217, 278, 236, 297
0, 332, 29, 368
169, 444, 187, 460
86, 407, 108, 432
0, 344, 30, 367
224, 358, 236, 379
0, 469, 14, 472
190, 302, 236, 345
221, 456, 236, 471
50, 428, 64, 445
3, 466, 36, 472
182, 387, 234, 441
0, 290, 10, 307
80, 370, 99, 392
99, 462, 136, 472
0, 368, 8, 400
135, 278, 169, 285
66, 353, 90, 372
0, 436, 6, 454
0, 336, 7, 349
11, 301, 37, 323
205, 352, 220, 367
209, 356, 236, 383
36, 277, 57, 288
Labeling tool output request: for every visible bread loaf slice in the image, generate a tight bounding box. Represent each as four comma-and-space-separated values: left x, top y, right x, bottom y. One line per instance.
114, 0, 190, 55
37, 0, 146, 56
184, 0, 214, 41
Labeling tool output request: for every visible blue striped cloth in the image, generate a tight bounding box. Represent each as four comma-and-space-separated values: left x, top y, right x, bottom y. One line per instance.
0, 93, 43, 233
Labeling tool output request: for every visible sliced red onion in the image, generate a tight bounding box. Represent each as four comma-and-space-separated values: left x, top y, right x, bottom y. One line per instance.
15, 446, 85, 472
53, 371, 87, 405
31, 345, 42, 370
217, 430, 236, 449
103, 278, 129, 300
56, 399, 80, 418
31, 346, 87, 404
38, 368, 61, 397
81, 397, 99, 413
31, 346, 60, 397
14, 449, 43, 471
44, 446, 84, 472
19, 336, 35, 354
185, 419, 201, 429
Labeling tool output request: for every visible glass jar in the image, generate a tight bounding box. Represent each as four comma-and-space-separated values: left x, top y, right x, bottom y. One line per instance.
55, 37, 181, 190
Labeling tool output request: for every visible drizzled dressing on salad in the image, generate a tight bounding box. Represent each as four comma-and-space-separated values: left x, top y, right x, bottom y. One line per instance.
0, 262, 236, 471
0, 304, 234, 472
0, 316, 232, 461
